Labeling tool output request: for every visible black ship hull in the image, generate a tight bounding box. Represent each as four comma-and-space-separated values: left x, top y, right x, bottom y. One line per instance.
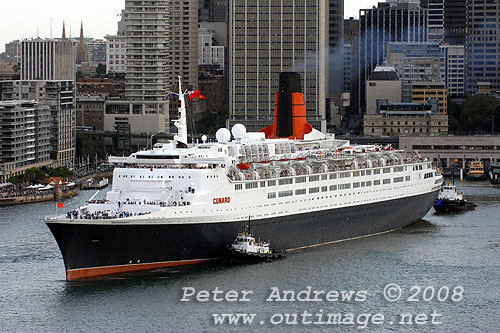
47, 190, 439, 280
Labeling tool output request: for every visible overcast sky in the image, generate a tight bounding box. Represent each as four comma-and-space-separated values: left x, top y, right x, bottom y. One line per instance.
0, 0, 379, 52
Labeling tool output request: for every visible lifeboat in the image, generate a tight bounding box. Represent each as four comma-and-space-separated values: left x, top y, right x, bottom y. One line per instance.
237, 163, 252, 170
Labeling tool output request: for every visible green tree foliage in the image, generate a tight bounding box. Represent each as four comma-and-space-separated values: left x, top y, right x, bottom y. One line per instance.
96, 64, 106, 76
460, 95, 500, 133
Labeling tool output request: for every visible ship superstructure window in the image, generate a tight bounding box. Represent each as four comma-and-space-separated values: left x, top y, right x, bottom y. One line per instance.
366, 170, 372, 175
394, 177, 404, 183
383, 179, 391, 184
330, 185, 337, 191
424, 172, 433, 179
321, 186, 328, 192
309, 187, 320, 194
405, 176, 411, 181
353, 182, 360, 188
268, 192, 276, 199
338, 183, 351, 190
339, 172, 351, 178
366, 181, 372, 186
268, 180, 276, 186
383, 168, 391, 174
295, 189, 306, 195
374, 169, 381, 175
245, 182, 259, 189
278, 190, 293, 198
260, 181, 266, 187
394, 166, 404, 172
329, 174, 337, 179
321, 175, 328, 180
353, 171, 360, 177
279, 178, 293, 185
295, 177, 306, 183
374, 180, 381, 185
235, 184, 243, 190
309, 175, 320, 182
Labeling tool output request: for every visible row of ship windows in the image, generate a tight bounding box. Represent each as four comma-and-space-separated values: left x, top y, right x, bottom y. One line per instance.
235, 166, 425, 190
266, 176, 412, 198
117, 174, 191, 179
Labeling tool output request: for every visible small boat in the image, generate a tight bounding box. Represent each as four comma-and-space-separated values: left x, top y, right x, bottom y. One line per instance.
81, 177, 109, 190
466, 159, 488, 181
490, 162, 500, 185
229, 229, 285, 264
433, 183, 476, 213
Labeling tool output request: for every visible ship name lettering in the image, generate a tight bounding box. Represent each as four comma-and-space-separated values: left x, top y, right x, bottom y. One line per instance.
213, 197, 231, 204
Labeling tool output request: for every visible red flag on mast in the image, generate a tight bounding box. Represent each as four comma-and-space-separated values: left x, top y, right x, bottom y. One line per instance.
57, 202, 63, 208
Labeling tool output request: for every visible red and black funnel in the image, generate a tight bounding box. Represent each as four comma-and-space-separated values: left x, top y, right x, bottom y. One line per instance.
260, 72, 312, 139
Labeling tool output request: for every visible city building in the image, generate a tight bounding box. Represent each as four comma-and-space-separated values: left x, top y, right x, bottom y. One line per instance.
168, 0, 199, 108
443, 0, 468, 45
365, 65, 402, 115
105, 35, 126, 74
76, 95, 105, 131
0, 40, 20, 63
198, 27, 225, 70
0, 80, 76, 167
329, 0, 344, 94
103, 100, 169, 134
412, 81, 448, 113
441, 44, 465, 97
20, 39, 77, 81
465, 0, 500, 94
359, 0, 427, 114
229, 0, 329, 131
364, 99, 448, 136
198, 0, 228, 22
76, 78, 119, 98
86, 39, 106, 66
124, 0, 170, 117
0, 101, 51, 182
0, 63, 17, 81
343, 18, 359, 114
427, 0, 445, 41
399, 135, 500, 168
386, 42, 445, 102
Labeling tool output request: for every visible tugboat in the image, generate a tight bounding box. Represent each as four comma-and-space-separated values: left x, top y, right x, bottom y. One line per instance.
466, 159, 488, 181
490, 162, 500, 185
433, 183, 476, 213
229, 224, 285, 263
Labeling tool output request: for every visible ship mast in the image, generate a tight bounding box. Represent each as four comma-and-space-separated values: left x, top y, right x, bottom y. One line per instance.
173, 76, 188, 147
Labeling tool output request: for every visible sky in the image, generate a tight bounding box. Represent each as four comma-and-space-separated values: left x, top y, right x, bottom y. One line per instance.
0, 0, 379, 53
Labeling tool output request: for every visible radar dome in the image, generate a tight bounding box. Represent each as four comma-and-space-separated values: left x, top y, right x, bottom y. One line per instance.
231, 123, 247, 139
215, 128, 231, 143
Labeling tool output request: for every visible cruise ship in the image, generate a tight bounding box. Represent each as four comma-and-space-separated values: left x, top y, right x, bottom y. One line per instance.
46, 73, 443, 280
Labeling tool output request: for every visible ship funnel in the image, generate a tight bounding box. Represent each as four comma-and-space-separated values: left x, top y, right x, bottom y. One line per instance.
259, 72, 312, 139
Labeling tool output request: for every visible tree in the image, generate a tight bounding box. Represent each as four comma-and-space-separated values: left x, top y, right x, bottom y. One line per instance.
460, 95, 500, 133
76, 70, 84, 80
96, 64, 106, 76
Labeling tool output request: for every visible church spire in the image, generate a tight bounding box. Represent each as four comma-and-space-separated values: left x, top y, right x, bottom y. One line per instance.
62, 21, 66, 40
80, 21, 84, 42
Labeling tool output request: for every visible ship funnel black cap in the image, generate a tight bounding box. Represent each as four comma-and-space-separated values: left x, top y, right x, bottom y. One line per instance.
276, 72, 302, 138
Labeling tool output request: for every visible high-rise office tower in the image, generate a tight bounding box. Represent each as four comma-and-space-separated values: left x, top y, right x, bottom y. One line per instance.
229, 0, 329, 132
124, 0, 170, 114
427, 0, 445, 41
329, 0, 344, 94
358, 0, 427, 114
20, 39, 76, 81
169, 0, 198, 90
443, 0, 468, 44
198, 0, 228, 22
465, 0, 499, 94
343, 18, 359, 113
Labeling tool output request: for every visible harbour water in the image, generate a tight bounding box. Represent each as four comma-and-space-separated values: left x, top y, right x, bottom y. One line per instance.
1, 182, 499, 332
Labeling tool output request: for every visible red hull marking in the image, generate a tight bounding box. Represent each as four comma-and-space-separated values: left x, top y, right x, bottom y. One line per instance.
66, 258, 217, 280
